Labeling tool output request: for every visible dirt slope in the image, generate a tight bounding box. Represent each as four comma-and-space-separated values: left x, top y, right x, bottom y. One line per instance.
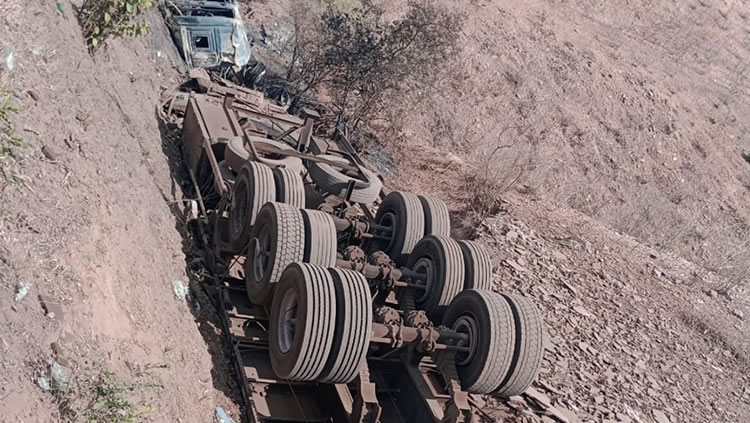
0, 3, 239, 422
387, 0, 750, 279
393, 148, 750, 423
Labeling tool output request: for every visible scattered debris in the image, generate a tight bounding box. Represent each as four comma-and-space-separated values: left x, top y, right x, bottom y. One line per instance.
49, 359, 71, 394
216, 407, 235, 423
731, 309, 744, 320
75, 111, 90, 122
572, 305, 593, 318
27, 89, 40, 101
55, 2, 65, 18
41, 145, 59, 162
1, 46, 14, 73
36, 376, 51, 392
652, 409, 671, 423
39, 295, 64, 321
159, 0, 251, 68
14, 282, 31, 302
51, 342, 71, 367
172, 280, 189, 300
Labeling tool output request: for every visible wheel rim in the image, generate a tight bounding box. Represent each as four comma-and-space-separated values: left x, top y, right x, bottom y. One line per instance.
380, 211, 397, 252
453, 314, 479, 367
230, 177, 249, 238
277, 288, 298, 354
412, 257, 434, 304
251, 228, 272, 283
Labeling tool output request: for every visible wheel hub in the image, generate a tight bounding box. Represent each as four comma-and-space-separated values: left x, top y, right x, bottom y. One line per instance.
251, 230, 272, 283
379, 211, 397, 251
277, 288, 298, 354
412, 257, 435, 304
453, 314, 479, 367
230, 178, 249, 238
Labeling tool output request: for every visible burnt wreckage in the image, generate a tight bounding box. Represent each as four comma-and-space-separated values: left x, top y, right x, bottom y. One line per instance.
161, 0, 251, 68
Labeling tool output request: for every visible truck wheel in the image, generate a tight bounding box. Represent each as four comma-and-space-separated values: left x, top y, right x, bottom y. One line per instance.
270, 263, 336, 381
308, 154, 382, 204
459, 240, 493, 291
494, 294, 544, 397
318, 268, 372, 383
229, 162, 275, 251
419, 195, 450, 237
274, 167, 305, 208
442, 289, 515, 394
245, 202, 305, 305
225, 136, 303, 174
368, 191, 424, 265
301, 209, 337, 268
406, 235, 464, 319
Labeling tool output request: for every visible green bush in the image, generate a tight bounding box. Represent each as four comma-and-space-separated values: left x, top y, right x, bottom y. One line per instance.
0, 93, 26, 163
76, 0, 154, 51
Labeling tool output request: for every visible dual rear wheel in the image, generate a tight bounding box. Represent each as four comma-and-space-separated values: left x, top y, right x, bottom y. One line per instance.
442, 289, 544, 396
269, 263, 372, 384
267, 263, 543, 398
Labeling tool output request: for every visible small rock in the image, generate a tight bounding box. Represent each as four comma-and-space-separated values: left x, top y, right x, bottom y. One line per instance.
732, 309, 744, 320
573, 305, 593, 318
616, 413, 633, 423
707, 290, 718, 298
41, 145, 59, 161
506, 230, 519, 241
505, 259, 528, 273
36, 376, 51, 392
75, 111, 89, 122
38, 295, 64, 322
652, 409, 671, 423
555, 405, 580, 423
27, 89, 40, 101
49, 359, 71, 394
14, 282, 31, 302
525, 387, 553, 409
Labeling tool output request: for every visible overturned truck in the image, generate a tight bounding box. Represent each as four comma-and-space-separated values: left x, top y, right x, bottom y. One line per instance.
163, 72, 545, 423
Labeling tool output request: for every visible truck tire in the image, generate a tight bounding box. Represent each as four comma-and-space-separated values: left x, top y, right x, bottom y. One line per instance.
308, 154, 382, 204
270, 263, 336, 381
406, 234, 465, 319
459, 240, 493, 291
442, 289, 516, 394
229, 162, 275, 251
245, 202, 305, 305
318, 268, 372, 383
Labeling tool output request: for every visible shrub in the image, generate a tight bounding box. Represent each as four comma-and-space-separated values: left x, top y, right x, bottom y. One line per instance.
0, 93, 26, 163
76, 0, 154, 51
284, 1, 462, 130
743, 152, 750, 164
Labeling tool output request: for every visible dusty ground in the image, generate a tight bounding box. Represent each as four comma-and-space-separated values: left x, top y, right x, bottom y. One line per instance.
391, 0, 750, 286
2, 0, 750, 422
0, 2, 240, 422
394, 149, 750, 422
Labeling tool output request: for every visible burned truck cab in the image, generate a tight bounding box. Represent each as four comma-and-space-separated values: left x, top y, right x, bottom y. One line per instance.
161, 0, 251, 68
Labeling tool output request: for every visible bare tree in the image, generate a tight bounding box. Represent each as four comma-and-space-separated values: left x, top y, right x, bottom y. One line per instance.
283, 0, 462, 130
